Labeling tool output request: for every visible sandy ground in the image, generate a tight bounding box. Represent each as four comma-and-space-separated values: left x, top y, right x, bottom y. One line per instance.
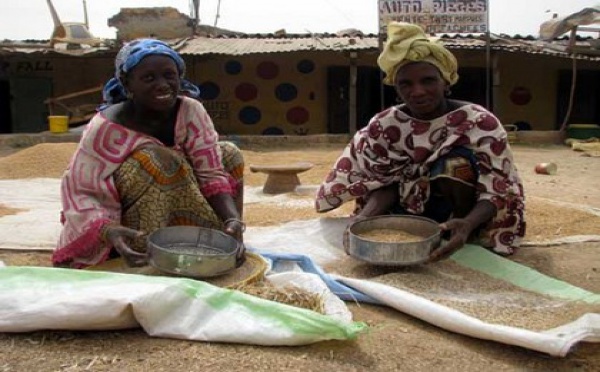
0, 141, 599, 371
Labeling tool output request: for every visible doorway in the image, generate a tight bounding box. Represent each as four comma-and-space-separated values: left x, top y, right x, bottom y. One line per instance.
10, 77, 53, 133
0, 80, 11, 133
327, 66, 395, 134
326, 66, 350, 134
327, 65, 489, 134
452, 67, 489, 108
557, 69, 600, 128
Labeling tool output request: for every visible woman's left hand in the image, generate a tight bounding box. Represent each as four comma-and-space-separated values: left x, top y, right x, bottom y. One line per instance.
429, 218, 473, 262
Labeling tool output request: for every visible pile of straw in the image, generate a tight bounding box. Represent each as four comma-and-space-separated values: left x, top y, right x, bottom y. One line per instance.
233, 280, 325, 314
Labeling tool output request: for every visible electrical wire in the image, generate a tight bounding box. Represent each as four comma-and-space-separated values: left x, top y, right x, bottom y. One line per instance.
323, 0, 357, 26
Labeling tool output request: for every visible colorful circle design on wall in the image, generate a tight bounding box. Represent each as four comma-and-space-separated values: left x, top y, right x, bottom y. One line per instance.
297, 59, 315, 74
257, 61, 279, 80
509, 86, 532, 106
239, 106, 261, 125
286, 106, 309, 125
235, 83, 258, 102
198, 81, 220, 100
275, 83, 298, 102
225, 60, 242, 75
262, 127, 285, 135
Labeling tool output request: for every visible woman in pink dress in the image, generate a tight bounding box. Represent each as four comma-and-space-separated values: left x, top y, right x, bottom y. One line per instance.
53, 39, 245, 268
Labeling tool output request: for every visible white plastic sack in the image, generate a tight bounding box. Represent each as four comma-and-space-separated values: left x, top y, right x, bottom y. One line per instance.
0, 266, 365, 345
245, 217, 349, 266
267, 271, 353, 323
335, 275, 600, 357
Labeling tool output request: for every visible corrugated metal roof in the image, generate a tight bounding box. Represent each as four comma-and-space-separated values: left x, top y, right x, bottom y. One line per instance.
177, 34, 600, 61
178, 36, 377, 55
442, 34, 600, 61
2, 34, 600, 61
0, 41, 113, 56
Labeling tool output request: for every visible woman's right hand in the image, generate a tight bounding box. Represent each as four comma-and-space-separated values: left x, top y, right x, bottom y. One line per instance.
103, 225, 148, 267
223, 218, 246, 267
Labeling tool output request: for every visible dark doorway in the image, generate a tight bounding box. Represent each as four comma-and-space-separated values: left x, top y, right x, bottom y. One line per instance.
326, 66, 350, 134
327, 65, 490, 134
557, 70, 600, 128
357, 66, 396, 130
327, 65, 395, 134
0, 80, 11, 133
451, 67, 489, 108
10, 77, 53, 133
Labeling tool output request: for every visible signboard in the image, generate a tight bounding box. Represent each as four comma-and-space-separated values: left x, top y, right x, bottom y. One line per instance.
379, 0, 488, 34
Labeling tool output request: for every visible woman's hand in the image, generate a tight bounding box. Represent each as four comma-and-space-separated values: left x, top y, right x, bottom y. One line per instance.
104, 225, 147, 267
428, 200, 496, 262
428, 218, 473, 262
223, 218, 245, 241
205, 193, 245, 265
223, 218, 246, 266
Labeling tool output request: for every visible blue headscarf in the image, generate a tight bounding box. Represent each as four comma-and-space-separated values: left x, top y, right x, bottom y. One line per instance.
101, 39, 200, 108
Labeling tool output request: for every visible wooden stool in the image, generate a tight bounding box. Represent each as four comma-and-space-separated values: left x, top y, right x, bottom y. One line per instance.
249, 162, 314, 194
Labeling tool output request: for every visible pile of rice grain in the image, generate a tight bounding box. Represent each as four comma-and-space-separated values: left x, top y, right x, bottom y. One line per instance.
2, 143, 600, 240
0, 143, 77, 180
371, 260, 600, 331
357, 228, 423, 243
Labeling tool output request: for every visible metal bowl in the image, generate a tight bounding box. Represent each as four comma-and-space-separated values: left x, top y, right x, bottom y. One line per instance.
346, 215, 441, 266
147, 226, 240, 278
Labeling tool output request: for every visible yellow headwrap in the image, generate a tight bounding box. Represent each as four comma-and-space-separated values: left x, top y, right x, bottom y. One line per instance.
377, 22, 459, 86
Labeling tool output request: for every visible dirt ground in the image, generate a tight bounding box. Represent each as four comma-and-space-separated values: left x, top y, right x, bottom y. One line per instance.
0, 141, 599, 371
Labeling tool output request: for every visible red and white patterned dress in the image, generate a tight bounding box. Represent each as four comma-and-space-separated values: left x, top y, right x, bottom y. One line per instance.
315, 104, 526, 255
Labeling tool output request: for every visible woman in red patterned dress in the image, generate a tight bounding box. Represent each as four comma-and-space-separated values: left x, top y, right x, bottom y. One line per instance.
315, 22, 525, 260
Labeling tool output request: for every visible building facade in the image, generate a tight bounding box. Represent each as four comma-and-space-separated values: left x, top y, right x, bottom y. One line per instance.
1, 34, 599, 135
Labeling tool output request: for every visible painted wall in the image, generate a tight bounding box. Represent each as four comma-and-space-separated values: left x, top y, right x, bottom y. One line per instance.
2, 55, 109, 121
492, 53, 599, 130
186, 51, 351, 135
1, 54, 111, 132
2, 47, 600, 134
3, 55, 111, 96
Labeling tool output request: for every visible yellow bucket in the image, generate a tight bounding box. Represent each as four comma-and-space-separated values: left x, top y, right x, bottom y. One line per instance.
48, 115, 69, 133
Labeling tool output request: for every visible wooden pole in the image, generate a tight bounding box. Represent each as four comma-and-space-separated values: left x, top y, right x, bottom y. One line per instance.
349, 53, 358, 134
485, 1, 491, 110
378, 1, 385, 111
561, 28, 579, 133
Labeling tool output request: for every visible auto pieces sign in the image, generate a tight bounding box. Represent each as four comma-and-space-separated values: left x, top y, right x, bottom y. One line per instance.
379, 0, 488, 34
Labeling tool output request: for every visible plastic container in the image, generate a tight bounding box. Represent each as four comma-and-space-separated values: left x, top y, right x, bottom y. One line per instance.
567, 124, 600, 140
48, 115, 69, 133
534, 162, 558, 175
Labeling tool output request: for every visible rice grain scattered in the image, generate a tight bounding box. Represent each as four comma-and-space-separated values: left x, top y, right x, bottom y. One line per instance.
0, 204, 25, 217
357, 228, 423, 243
371, 260, 600, 331
0, 143, 77, 179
